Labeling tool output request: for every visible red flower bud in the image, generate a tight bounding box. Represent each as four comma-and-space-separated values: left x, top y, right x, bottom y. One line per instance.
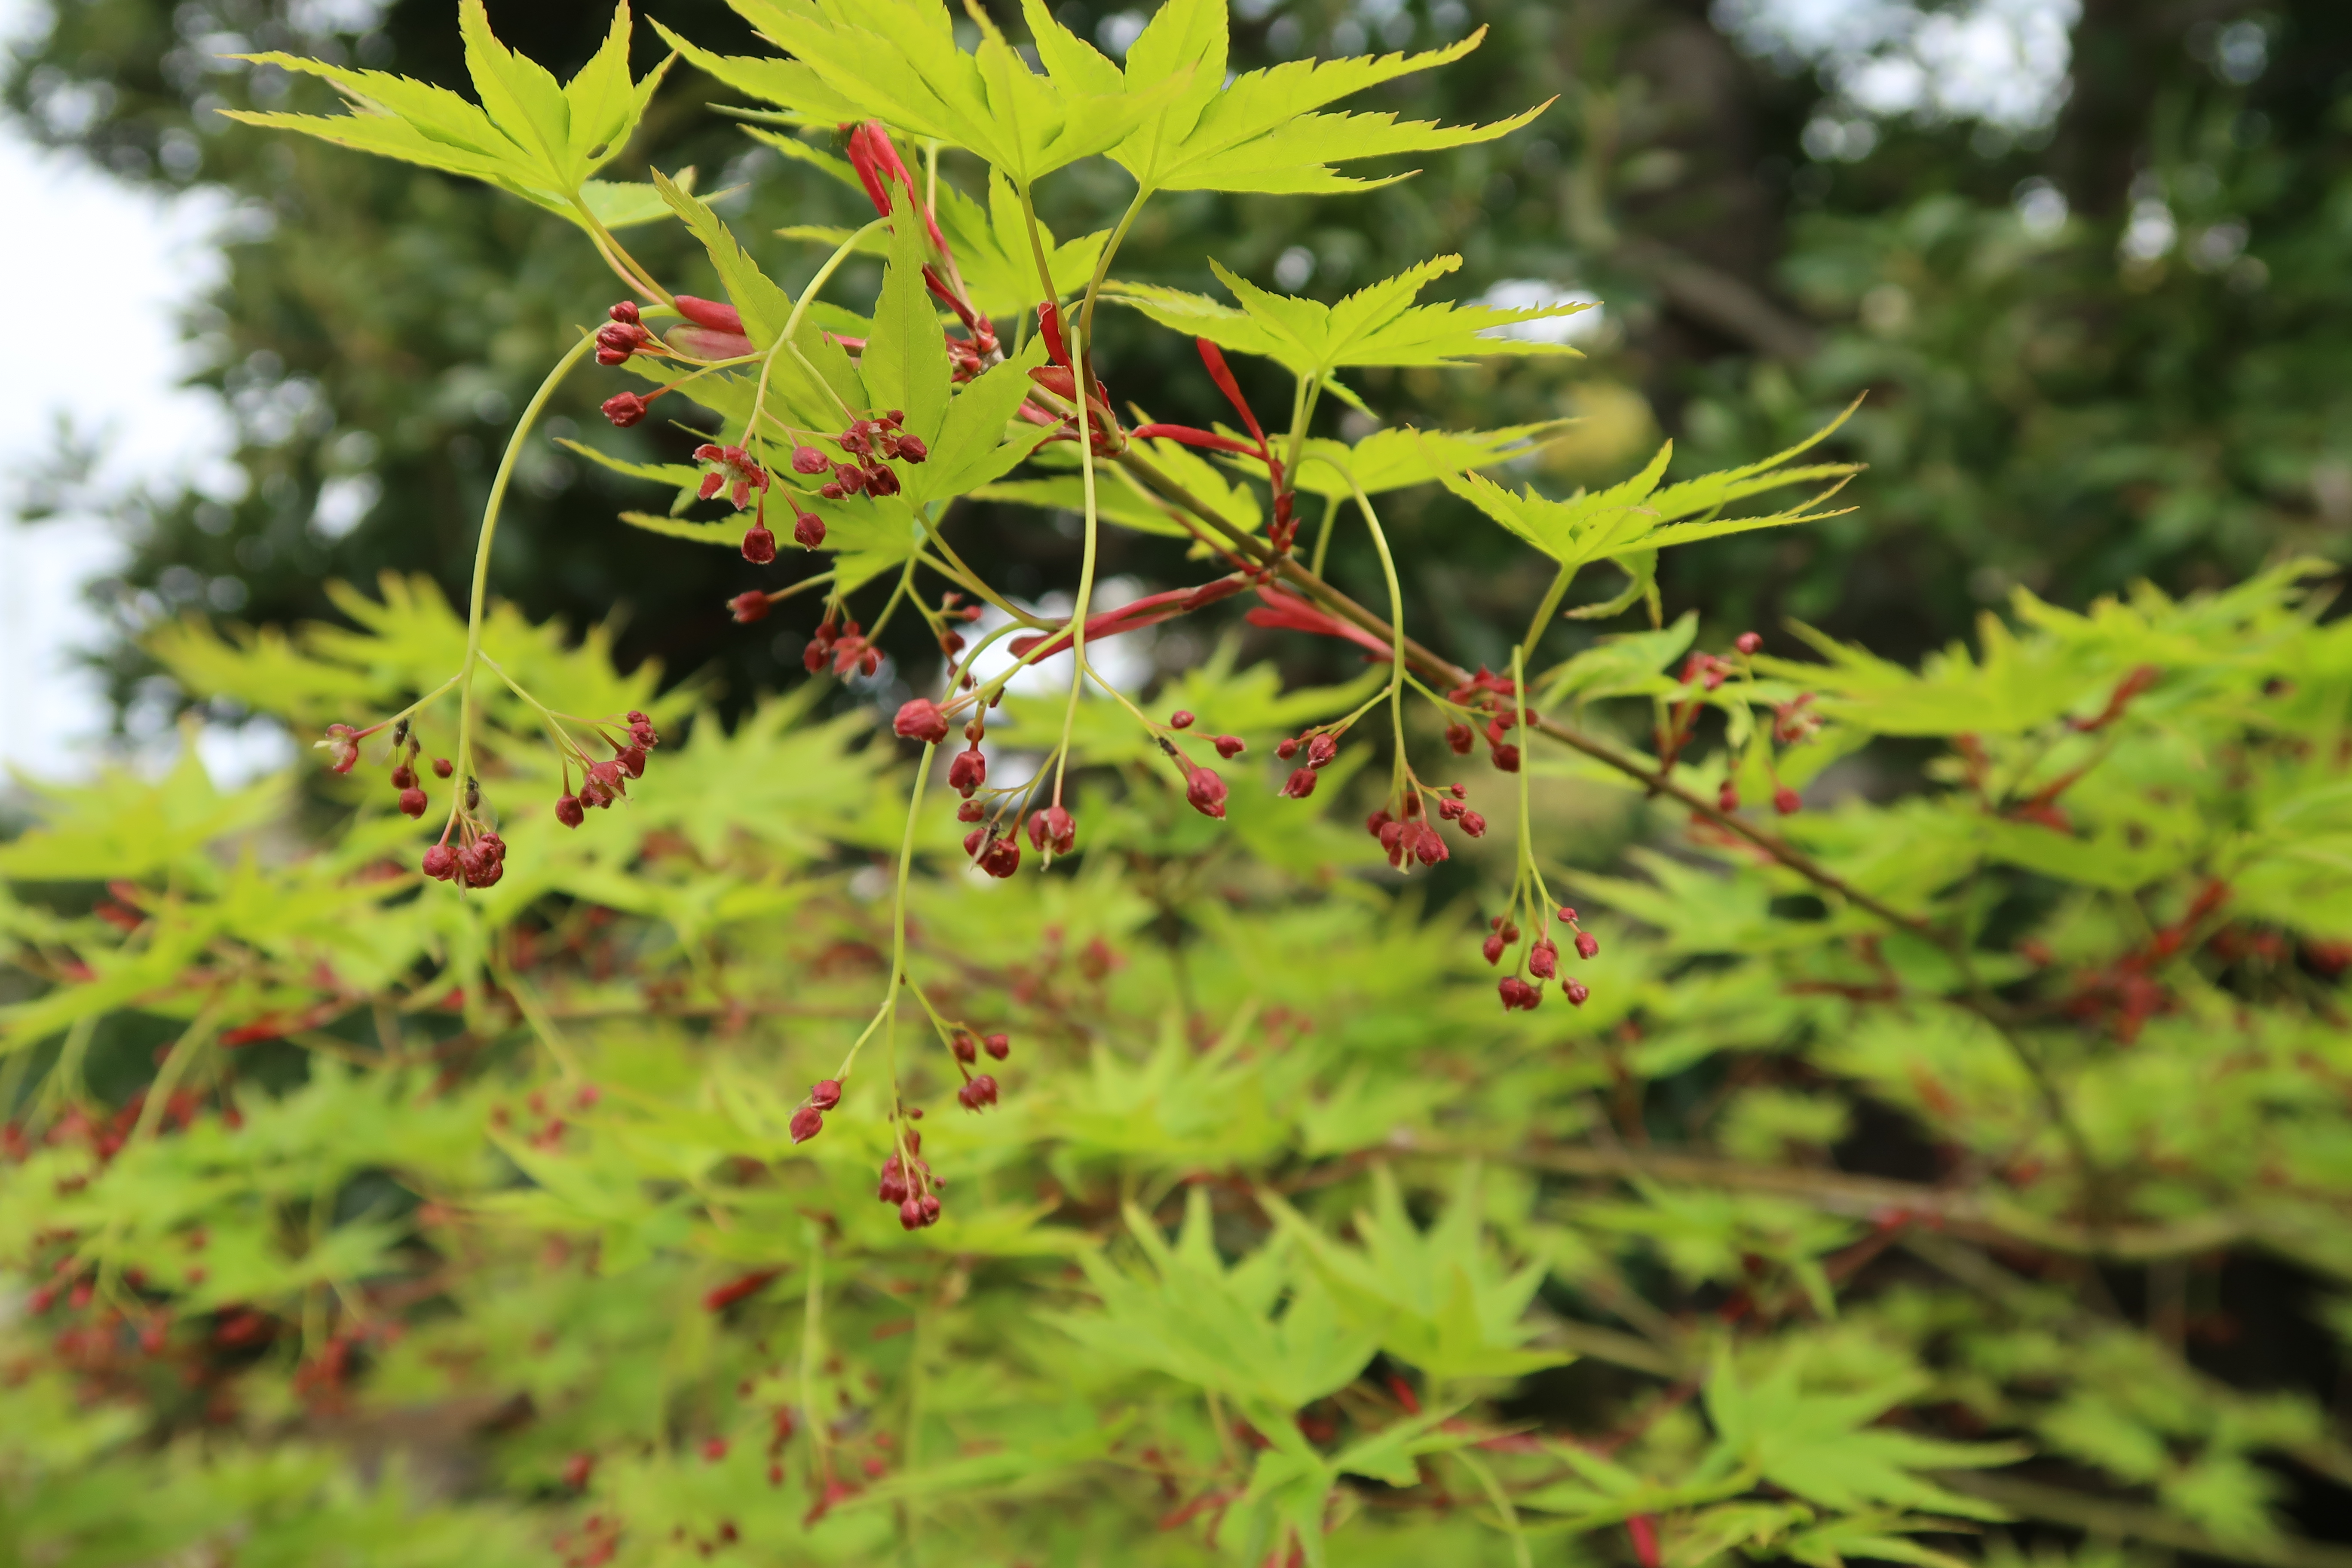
1170, 710, 1195, 729
391, 763, 416, 789
1774, 786, 1801, 815
731, 590, 772, 623
919, 1193, 941, 1224
1459, 809, 1487, 837
952, 1030, 977, 1063
555, 793, 585, 828
899, 1197, 925, 1230
1414, 824, 1449, 865
983, 1033, 1009, 1060
434, 757, 453, 778
1276, 737, 1300, 760
1564, 978, 1590, 1006
1378, 819, 1407, 863
864, 462, 901, 498
741, 524, 777, 564
948, 747, 987, 796
1279, 767, 1317, 799
321, 723, 359, 774
1735, 631, 1763, 655
1444, 722, 1474, 756
1365, 809, 1393, 838
979, 836, 1021, 878
397, 787, 427, 818
1718, 781, 1740, 812
601, 392, 647, 427
789, 1105, 824, 1144
421, 844, 458, 881
1030, 804, 1075, 854
956, 799, 983, 822
1482, 932, 1507, 965
810, 1079, 842, 1110
1185, 766, 1228, 819
674, 295, 745, 335
1306, 733, 1338, 769
609, 300, 641, 325
1528, 939, 1557, 979
957, 1074, 998, 1111
1213, 735, 1245, 759
791, 445, 829, 475
1490, 743, 1522, 772
894, 699, 950, 744
793, 509, 826, 549
617, 745, 647, 780
1574, 931, 1600, 960
894, 435, 927, 463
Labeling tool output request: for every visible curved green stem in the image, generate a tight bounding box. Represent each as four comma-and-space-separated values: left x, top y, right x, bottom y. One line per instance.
1051, 324, 1103, 807
450, 334, 595, 831
831, 739, 939, 1086
1520, 560, 1579, 663
1075, 184, 1152, 351
1308, 455, 1410, 795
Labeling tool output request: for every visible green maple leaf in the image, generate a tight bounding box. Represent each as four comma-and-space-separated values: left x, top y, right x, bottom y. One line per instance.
228, 1, 676, 231
1109, 256, 1589, 384
1020, 0, 1551, 195
1436, 398, 1864, 571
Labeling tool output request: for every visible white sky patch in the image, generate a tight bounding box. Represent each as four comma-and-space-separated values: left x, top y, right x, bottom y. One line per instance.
0, 8, 236, 784
1714, 0, 2079, 129
1477, 281, 1606, 346
962, 577, 1158, 703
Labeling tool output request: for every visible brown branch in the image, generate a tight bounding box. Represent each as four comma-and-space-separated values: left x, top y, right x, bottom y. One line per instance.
1406, 1136, 2270, 1263
1932, 1470, 2352, 1568
1108, 444, 1935, 939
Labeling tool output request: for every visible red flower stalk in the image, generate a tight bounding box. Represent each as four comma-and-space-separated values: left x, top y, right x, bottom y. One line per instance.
1245, 587, 1393, 659
703, 1269, 781, 1313
1007, 575, 1249, 662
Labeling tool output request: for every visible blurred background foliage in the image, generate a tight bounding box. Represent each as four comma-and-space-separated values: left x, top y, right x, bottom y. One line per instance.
5, 0, 2349, 726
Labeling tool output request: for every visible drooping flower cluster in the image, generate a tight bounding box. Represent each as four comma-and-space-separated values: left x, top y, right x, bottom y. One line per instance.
552, 710, 660, 829
1484, 905, 1599, 1011
1441, 666, 1532, 773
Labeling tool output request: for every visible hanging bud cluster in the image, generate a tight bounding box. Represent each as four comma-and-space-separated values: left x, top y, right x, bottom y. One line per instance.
815, 410, 927, 501
1442, 667, 1532, 772
552, 710, 661, 830
805, 613, 881, 678
1482, 904, 1598, 1012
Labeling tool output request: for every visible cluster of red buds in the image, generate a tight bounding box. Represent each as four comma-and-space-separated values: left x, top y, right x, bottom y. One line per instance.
805, 613, 881, 677
595, 299, 653, 366
948, 1023, 1008, 1115
321, 716, 456, 820
553, 710, 660, 829
421, 821, 506, 888
808, 411, 928, 502
1273, 729, 1337, 799
1442, 668, 1531, 772
1366, 781, 1485, 870
877, 1132, 943, 1230
787, 1077, 842, 1144
1485, 905, 1598, 1011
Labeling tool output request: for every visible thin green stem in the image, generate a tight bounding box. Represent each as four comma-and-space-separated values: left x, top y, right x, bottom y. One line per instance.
1308, 491, 1341, 577
1075, 185, 1152, 351
450, 334, 595, 832
1520, 560, 1579, 664
832, 740, 940, 1086
1050, 324, 1103, 807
